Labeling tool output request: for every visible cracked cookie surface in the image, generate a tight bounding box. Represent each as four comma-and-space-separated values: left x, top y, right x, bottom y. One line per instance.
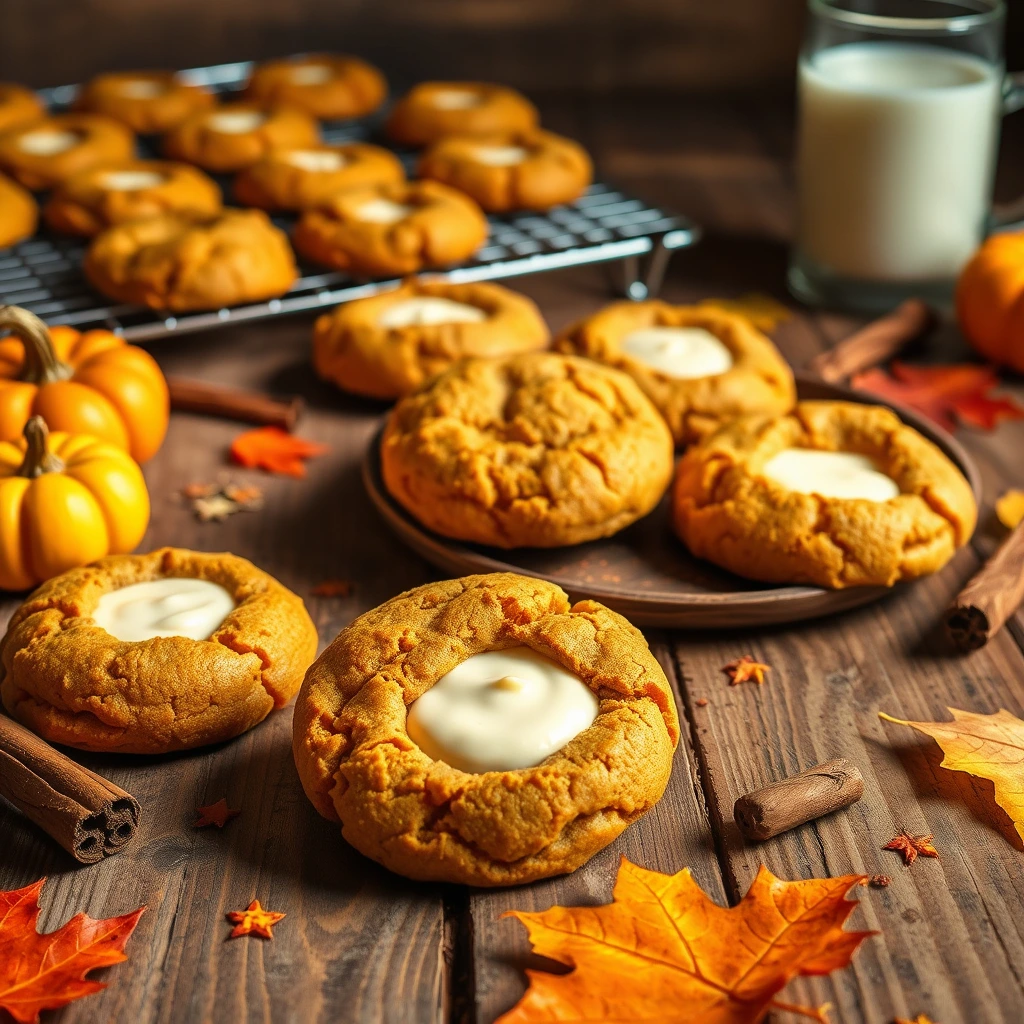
672, 400, 977, 588
292, 572, 679, 886
381, 352, 675, 548
1, 547, 318, 753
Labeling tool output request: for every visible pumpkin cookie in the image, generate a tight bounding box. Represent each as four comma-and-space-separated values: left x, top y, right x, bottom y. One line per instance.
244, 54, 386, 120
381, 352, 674, 548
386, 81, 538, 147
419, 129, 592, 212
672, 400, 977, 589
1, 547, 319, 753
0, 173, 37, 247
162, 102, 320, 173
0, 83, 45, 135
0, 114, 135, 191
84, 208, 297, 311
313, 279, 549, 399
234, 142, 404, 212
76, 71, 215, 133
293, 571, 679, 886
44, 159, 222, 236
294, 180, 488, 277
556, 302, 796, 446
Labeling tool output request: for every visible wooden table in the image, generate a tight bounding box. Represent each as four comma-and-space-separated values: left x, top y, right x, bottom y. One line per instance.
3, 97, 1024, 1024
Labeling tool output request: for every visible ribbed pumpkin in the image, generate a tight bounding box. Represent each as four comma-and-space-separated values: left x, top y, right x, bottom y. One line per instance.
956, 231, 1024, 374
0, 305, 169, 462
0, 416, 149, 591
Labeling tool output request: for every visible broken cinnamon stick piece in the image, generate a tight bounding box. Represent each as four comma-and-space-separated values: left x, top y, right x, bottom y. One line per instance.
945, 519, 1024, 651
168, 377, 303, 431
0, 714, 140, 863
734, 758, 864, 842
808, 298, 934, 383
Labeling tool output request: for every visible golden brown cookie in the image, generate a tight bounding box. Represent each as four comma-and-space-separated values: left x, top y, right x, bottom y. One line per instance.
1, 547, 319, 754
386, 81, 538, 147
0, 114, 135, 191
292, 572, 679, 886
0, 173, 37, 247
556, 302, 796, 446
672, 400, 977, 589
75, 71, 215, 133
418, 129, 592, 212
0, 83, 45, 135
84, 208, 297, 311
44, 159, 222, 236
244, 54, 386, 120
234, 142, 404, 212
382, 352, 674, 548
294, 179, 488, 277
162, 102, 320, 173
313, 279, 549, 399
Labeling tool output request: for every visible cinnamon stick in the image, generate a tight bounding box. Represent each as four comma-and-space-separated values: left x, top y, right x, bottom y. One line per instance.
945, 519, 1024, 651
168, 377, 303, 431
0, 714, 140, 863
808, 298, 934, 383
734, 758, 864, 842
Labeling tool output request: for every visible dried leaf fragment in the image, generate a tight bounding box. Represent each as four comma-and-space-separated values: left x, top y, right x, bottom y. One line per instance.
311, 579, 352, 598
883, 831, 939, 866
230, 426, 327, 477
185, 481, 263, 522
995, 489, 1024, 530
226, 900, 285, 940
194, 798, 240, 829
868, 875, 891, 888
723, 655, 770, 686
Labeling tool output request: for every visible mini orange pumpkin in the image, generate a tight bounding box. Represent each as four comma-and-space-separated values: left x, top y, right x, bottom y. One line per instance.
957, 231, 1024, 374
0, 305, 169, 462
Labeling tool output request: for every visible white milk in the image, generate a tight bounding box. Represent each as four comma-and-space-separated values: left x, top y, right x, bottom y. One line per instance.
797, 43, 1002, 282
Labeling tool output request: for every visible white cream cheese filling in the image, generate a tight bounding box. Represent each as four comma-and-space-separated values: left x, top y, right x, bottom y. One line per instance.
282, 149, 347, 172
18, 130, 80, 156
621, 326, 734, 379
92, 577, 235, 643
101, 170, 166, 191
355, 198, 413, 223
406, 647, 599, 773
430, 89, 483, 110
378, 296, 487, 328
472, 145, 529, 166
208, 111, 266, 134
761, 448, 901, 502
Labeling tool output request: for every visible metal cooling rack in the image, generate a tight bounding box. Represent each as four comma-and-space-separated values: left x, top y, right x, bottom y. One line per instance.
1, 60, 702, 343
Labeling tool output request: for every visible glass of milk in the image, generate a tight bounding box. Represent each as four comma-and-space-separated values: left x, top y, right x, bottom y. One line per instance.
790, 0, 1024, 311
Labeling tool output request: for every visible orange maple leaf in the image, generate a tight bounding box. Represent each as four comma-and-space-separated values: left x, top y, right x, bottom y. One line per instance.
0, 878, 144, 1024
226, 900, 286, 940
723, 655, 770, 686
883, 831, 939, 866
495, 857, 874, 1024
852, 362, 1024, 433
194, 798, 240, 828
229, 427, 327, 478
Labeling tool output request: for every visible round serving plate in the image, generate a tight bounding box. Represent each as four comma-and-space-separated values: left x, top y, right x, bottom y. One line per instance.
362, 373, 983, 628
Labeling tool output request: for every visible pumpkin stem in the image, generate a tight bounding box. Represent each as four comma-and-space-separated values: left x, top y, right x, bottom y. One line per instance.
0, 305, 73, 385
17, 416, 64, 478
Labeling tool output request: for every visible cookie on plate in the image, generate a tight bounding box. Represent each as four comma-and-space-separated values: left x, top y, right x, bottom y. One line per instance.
0, 114, 135, 191
556, 302, 796, 446
162, 102, 320, 173
386, 81, 538, 147
419, 129, 592, 212
0, 173, 37, 247
234, 142, 404, 212
313, 279, 549, 399
672, 400, 977, 588
44, 159, 222, 236
0, 83, 45, 135
293, 571, 679, 886
381, 351, 674, 548
293, 179, 488, 277
244, 54, 386, 120
75, 71, 215, 133
84, 208, 297, 311
1, 547, 319, 753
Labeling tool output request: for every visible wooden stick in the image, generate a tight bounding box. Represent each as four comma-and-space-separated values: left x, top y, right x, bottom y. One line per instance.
0, 714, 140, 863
167, 377, 303, 431
733, 758, 864, 842
808, 298, 935, 383
945, 520, 1024, 651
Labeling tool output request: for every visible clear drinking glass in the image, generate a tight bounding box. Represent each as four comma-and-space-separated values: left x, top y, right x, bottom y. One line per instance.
789, 0, 1024, 312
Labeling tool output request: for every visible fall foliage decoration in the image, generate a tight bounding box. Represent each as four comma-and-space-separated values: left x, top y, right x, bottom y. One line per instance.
183, 481, 264, 522
880, 708, 1024, 843
230, 426, 327, 477
995, 489, 1024, 531
868, 875, 891, 888
852, 361, 1024, 433
226, 900, 285, 940
495, 857, 873, 1024
0, 877, 144, 1023
883, 831, 939, 866
310, 579, 352, 598
722, 655, 771, 686
194, 798, 240, 829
